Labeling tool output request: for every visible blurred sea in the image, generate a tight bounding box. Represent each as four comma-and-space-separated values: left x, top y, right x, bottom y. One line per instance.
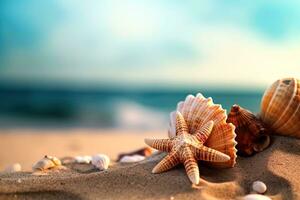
0, 85, 264, 130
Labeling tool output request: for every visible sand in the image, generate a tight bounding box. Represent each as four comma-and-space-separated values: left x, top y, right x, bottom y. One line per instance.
0, 129, 299, 200
0, 129, 164, 170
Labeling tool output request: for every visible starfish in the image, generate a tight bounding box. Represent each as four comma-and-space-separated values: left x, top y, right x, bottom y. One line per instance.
145, 111, 231, 185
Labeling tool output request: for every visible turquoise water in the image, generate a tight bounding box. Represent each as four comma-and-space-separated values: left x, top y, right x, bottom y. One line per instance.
0, 86, 263, 129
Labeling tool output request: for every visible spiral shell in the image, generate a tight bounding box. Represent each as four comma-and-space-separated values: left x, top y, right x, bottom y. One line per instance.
227, 105, 270, 156
91, 154, 110, 170
168, 93, 237, 167
261, 77, 300, 138
32, 155, 62, 171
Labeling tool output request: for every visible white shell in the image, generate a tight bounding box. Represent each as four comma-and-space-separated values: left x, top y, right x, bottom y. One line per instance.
119, 154, 145, 163
32, 155, 61, 171
91, 154, 110, 170
252, 181, 267, 194
75, 156, 92, 164
167, 93, 237, 168
4, 163, 22, 173
243, 194, 271, 200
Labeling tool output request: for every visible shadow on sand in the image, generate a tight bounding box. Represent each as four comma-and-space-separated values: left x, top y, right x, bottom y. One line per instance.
187, 136, 299, 200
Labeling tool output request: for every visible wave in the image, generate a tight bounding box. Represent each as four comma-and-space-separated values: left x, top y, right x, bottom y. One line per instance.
113, 100, 168, 130
0, 88, 262, 129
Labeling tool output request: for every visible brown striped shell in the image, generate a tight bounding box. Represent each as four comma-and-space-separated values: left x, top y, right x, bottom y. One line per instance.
168, 93, 237, 168
227, 104, 270, 156
261, 78, 300, 138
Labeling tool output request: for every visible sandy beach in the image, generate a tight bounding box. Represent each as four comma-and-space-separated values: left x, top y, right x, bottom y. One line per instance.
0, 129, 164, 170
2, 0, 300, 199
0, 129, 299, 200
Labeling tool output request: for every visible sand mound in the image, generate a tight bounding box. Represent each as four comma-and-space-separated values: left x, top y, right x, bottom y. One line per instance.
0, 136, 299, 200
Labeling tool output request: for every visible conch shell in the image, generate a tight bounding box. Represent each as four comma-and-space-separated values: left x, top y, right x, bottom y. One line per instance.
32, 155, 62, 171
227, 105, 270, 156
261, 77, 300, 138
168, 93, 237, 168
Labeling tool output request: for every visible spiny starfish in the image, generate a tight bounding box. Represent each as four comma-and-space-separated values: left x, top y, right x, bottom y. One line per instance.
145, 111, 230, 185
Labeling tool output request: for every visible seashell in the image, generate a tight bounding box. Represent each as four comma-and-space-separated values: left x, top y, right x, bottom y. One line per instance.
32, 155, 62, 171
167, 93, 237, 168
117, 147, 154, 161
145, 94, 237, 185
252, 181, 267, 194
4, 163, 22, 173
227, 105, 270, 156
261, 77, 300, 138
91, 154, 110, 170
119, 154, 145, 163
243, 194, 271, 200
75, 155, 92, 164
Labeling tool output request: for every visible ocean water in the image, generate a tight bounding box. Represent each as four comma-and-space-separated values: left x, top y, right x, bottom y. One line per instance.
0, 86, 264, 130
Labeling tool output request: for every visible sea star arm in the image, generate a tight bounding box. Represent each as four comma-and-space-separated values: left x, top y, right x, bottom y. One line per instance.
175, 111, 189, 135
193, 146, 230, 162
193, 120, 214, 143
152, 152, 180, 173
182, 147, 200, 185
144, 138, 173, 152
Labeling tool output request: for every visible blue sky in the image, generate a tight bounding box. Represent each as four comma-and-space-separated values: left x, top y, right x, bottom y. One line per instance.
0, 0, 300, 89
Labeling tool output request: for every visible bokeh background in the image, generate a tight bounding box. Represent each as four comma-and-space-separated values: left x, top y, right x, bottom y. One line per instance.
1, 0, 300, 130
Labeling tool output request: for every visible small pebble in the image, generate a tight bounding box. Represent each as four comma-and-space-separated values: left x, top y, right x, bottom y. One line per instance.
170, 196, 175, 200
17, 178, 22, 183
119, 154, 145, 163
4, 163, 22, 173
243, 194, 271, 200
252, 181, 267, 194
